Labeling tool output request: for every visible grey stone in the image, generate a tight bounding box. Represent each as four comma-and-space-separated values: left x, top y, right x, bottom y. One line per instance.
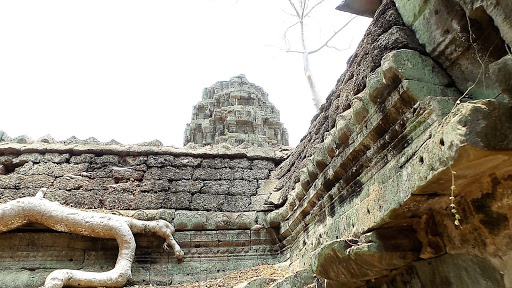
191, 193, 226, 211
201, 158, 230, 168
251, 159, 275, 170
228, 158, 251, 169
169, 180, 203, 193
490, 55, 512, 97
171, 156, 202, 167
200, 180, 230, 194
145, 167, 193, 181
223, 196, 251, 212
184, 75, 289, 147
336, 0, 382, 17
69, 154, 95, 164
161, 192, 192, 209
147, 155, 175, 167
228, 180, 258, 196
174, 210, 207, 230
233, 169, 269, 180
193, 168, 232, 180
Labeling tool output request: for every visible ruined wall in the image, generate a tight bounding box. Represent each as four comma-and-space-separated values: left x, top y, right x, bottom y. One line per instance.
184, 74, 289, 148
269, 0, 512, 287
2, 0, 512, 287
0, 138, 290, 287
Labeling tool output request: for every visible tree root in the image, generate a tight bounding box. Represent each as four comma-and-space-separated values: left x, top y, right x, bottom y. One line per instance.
0, 189, 183, 288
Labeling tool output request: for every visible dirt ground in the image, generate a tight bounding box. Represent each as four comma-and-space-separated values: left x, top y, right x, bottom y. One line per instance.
127, 264, 291, 288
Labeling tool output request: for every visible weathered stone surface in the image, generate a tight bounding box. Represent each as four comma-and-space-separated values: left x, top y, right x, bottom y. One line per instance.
184, 74, 289, 147
336, 0, 382, 17
490, 55, 512, 97
146, 167, 193, 180
169, 180, 203, 193
269, 268, 315, 288
174, 210, 207, 230
368, 254, 506, 288
229, 180, 258, 196
394, 0, 510, 100
192, 167, 232, 181
2, 0, 512, 286
162, 192, 192, 210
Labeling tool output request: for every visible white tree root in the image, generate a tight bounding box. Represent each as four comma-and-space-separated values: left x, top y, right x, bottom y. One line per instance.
0, 189, 183, 288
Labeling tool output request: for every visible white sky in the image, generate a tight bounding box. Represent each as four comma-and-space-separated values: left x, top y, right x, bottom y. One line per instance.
0, 0, 371, 147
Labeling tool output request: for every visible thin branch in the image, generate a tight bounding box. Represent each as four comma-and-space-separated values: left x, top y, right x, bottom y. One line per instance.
288, 0, 301, 19
304, 0, 328, 18
325, 44, 350, 52
286, 50, 306, 54
284, 20, 301, 39
308, 16, 357, 54
281, 8, 298, 17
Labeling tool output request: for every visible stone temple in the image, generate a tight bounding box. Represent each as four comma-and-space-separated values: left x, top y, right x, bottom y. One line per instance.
183, 74, 289, 147
2, 0, 512, 287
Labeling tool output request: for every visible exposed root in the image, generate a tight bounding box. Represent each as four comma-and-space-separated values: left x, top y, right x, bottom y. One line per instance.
0, 188, 183, 288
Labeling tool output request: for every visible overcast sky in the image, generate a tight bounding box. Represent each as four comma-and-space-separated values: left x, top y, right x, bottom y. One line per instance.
0, 0, 371, 147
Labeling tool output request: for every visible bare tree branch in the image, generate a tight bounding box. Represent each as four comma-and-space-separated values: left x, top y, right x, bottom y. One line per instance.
304, 0, 327, 18
281, 8, 298, 17
288, 0, 301, 18
308, 15, 357, 54
286, 50, 306, 54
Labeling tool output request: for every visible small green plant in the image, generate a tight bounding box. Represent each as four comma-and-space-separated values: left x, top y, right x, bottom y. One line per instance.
448, 166, 462, 228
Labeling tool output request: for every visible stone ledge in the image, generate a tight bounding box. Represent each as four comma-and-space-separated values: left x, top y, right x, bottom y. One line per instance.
0, 142, 293, 163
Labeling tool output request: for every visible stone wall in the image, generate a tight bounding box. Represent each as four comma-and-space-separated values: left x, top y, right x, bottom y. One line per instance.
2, 0, 512, 287
0, 140, 290, 287
268, 0, 512, 287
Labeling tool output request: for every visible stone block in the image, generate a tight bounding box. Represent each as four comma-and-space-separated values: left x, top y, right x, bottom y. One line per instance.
490, 55, 512, 97
43, 153, 70, 163
189, 231, 219, 248
191, 193, 226, 211
93, 155, 120, 166
210, 212, 257, 230
336, 0, 382, 17
398, 80, 460, 102
147, 155, 175, 167
53, 177, 87, 191
69, 154, 95, 164
228, 180, 258, 196
112, 167, 144, 182
161, 192, 192, 210
121, 155, 147, 166
17, 175, 55, 189
217, 230, 251, 247
132, 192, 165, 210
251, 160, 275, 170
145, 167, 193, 181
232, 169, 269, 180
171, 156, 202, 167
394, 0, 431, 26
139, 179, 170, 192
249, 194, 273, 211
82, 178, 115, 191
228, 158, 251, 169
200, 180, 230, 194
223, 196, 252, 212
381, 49, 452, 85
169, 180, 203, 193
89, 167, 113, 178
201, 158, 230, 168
174, 210, 207, 230
14, 153, 43, 163
193, 168, 232, 181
